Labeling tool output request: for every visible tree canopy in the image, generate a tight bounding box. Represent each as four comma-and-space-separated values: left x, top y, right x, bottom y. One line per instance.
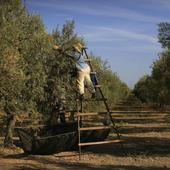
0, 0, 129, 145
134, 22, 170, 107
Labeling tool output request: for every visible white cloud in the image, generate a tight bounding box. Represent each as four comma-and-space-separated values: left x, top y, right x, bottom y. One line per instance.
92, 44, 161, 52
70, 5, 169, 23
80, 25, 158, 44
26, 0, 170, 23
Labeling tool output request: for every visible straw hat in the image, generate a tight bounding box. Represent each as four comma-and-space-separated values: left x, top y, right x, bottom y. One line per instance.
73, 43, 85, 53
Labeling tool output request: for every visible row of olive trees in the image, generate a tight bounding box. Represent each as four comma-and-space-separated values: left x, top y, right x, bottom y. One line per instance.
0, 0, 53, 146
0, 0, 129, 146
134, 23, 170, 108
0, 0, 81, 146
90, 56, 129, 110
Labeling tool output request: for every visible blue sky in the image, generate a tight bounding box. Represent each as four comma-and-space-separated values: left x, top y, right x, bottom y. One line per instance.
24, 0, 170, 88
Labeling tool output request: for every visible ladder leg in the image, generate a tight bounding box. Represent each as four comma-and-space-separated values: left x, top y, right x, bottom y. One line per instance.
80, 98, 83, 125
98, 87, 120, 136
108, 111, 127, 155
82, 48, 126, 155
78, 115, 81, 160
76, 96, 83, 160
97, 79, 126, 155
76, 95, 81, 160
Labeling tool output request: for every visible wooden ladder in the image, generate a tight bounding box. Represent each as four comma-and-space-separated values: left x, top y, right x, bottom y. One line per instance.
76, 47, 124, 160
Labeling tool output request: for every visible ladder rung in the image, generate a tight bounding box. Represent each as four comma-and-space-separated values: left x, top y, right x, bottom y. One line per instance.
90, 72, 96, 74
79, 139, 121, 146
82, 98, 107, 102
77, 112, 98, 116
94, 85, 101, 88
79, 126, 112, 131
77, 112, 108, 116
84, 59, 92, 62
76, 98, 107, 102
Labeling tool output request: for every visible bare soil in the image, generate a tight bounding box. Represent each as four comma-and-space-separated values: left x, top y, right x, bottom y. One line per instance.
1, 111, 170, 170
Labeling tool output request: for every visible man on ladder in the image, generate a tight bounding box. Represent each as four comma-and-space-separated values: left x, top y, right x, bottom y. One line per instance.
53, 43, 124, 159
53, 43, 96, 100
73, 43, 96, 100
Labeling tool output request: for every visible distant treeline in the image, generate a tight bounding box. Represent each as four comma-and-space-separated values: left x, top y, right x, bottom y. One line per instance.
0, 0, 129, 146
134, 23, 170, 108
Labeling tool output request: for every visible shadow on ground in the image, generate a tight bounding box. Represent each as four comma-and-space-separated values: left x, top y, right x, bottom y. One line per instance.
4, 133, 170, 158
2, 111, 170, 169
83, 135, 170, 157
119, 126, 170, 134
11, 160, 170, 170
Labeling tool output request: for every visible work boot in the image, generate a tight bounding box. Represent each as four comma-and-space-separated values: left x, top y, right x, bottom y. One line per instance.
91, 92, 96, 99
79, 94, 84, 100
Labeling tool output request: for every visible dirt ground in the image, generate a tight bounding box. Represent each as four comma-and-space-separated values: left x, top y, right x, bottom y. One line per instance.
1, 111, 170, 170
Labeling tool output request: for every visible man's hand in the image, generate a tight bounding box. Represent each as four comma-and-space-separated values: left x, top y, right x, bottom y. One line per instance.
53, 45, 60, 50
53, 44, 74, 58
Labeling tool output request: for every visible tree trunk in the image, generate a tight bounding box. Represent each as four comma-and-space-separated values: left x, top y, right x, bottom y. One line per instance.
4, 114, 16, 147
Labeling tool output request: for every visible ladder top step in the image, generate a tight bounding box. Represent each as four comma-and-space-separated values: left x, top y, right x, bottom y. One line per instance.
90, 72, 96, 74
82, 98, 107, 102
79, 139, 122, 146
84, 59, 92, 62
110, 110, 164, 113
77, 112, 98, 116
79, 125, 112, 131
94, 85, 101, 88
77, 112, 111, 116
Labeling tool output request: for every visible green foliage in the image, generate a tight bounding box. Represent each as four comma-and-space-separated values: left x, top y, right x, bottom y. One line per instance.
0, 0, 53, 116
158, 22, 170, 49
0, 0, 130, 145
42, 21, 85, 115
0, 0, 27, 113
0, 0, 130, 116
134, 75, 156, 103
0, 0, 53, 145
152, 50, 170, 104
134, 22, 170, 106
90, 55, 130, 110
